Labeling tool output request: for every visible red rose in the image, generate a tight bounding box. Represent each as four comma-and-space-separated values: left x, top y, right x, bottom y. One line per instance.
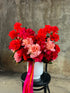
40, 41, 46, 51
14, 22, 22, 30
52, 26, 59, 33
44, 50, 52, 61
51, 51, 58, 60
50, 33, 59, 42
17, 48, 24, 57
33, 53, 43, 62
38, 28, 47, 36
55, 44, 60, 53
23, 54, 28, 61
46, 50, 51, 55
36, 35, 46, 45
44, 50, 58, 62
45, 25, 52, 34
22, 28, 35, 39
9, 39, 21, 50
45, 54, 51, 61
18, 27, 26, 38
26, 28, 35, 36
8, 30, 18, 39
23, 48, 30, 61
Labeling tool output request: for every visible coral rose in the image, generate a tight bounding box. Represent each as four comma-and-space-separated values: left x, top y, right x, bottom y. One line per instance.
22, 38, 33, 48
27, 44, 41, 58
45, 38, 55, 51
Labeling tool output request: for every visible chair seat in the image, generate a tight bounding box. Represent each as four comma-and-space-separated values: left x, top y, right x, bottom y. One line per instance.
21, 72, 51, 87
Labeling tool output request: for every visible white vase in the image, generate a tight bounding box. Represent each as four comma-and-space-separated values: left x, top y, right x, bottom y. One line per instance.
27, 62, 43, 80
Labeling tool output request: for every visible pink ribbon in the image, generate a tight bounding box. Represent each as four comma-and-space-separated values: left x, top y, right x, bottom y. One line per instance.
23, 62, 34, 93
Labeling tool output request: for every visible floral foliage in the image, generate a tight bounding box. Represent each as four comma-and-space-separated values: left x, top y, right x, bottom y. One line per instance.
9, 22, 60, 63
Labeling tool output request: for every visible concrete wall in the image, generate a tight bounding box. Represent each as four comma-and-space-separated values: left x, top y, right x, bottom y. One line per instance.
0, 0, 70, 77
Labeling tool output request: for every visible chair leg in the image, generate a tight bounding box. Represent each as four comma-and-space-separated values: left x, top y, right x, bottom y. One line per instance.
44, 86, 47, 93
47, 85, 50, 93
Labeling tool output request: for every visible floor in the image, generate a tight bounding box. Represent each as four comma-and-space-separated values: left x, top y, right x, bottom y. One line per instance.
0, 72, 70, 93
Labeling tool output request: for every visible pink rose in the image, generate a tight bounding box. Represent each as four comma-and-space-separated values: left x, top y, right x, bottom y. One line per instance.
27, 44, 41, 58
14, 52, 22, 63
22, 37, 33, 48
45, 38, 55, 51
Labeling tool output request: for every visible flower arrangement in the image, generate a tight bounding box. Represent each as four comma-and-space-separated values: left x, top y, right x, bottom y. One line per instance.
8, 22, 60, 93
9, 22, 60, 64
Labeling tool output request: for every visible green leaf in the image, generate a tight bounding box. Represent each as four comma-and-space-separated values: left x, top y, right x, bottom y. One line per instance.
12, 54, 14, 57
49, 62, 52, 64
25, 27, 27, 29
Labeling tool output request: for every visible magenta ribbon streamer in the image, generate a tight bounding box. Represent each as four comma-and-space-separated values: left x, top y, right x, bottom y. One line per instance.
22, 62, 34, 93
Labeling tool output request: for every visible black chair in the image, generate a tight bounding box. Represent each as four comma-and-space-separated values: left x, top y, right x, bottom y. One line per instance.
21, 63, 51, 93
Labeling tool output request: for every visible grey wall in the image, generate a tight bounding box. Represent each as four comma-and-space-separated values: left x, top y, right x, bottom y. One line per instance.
0, 0, 70, 77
